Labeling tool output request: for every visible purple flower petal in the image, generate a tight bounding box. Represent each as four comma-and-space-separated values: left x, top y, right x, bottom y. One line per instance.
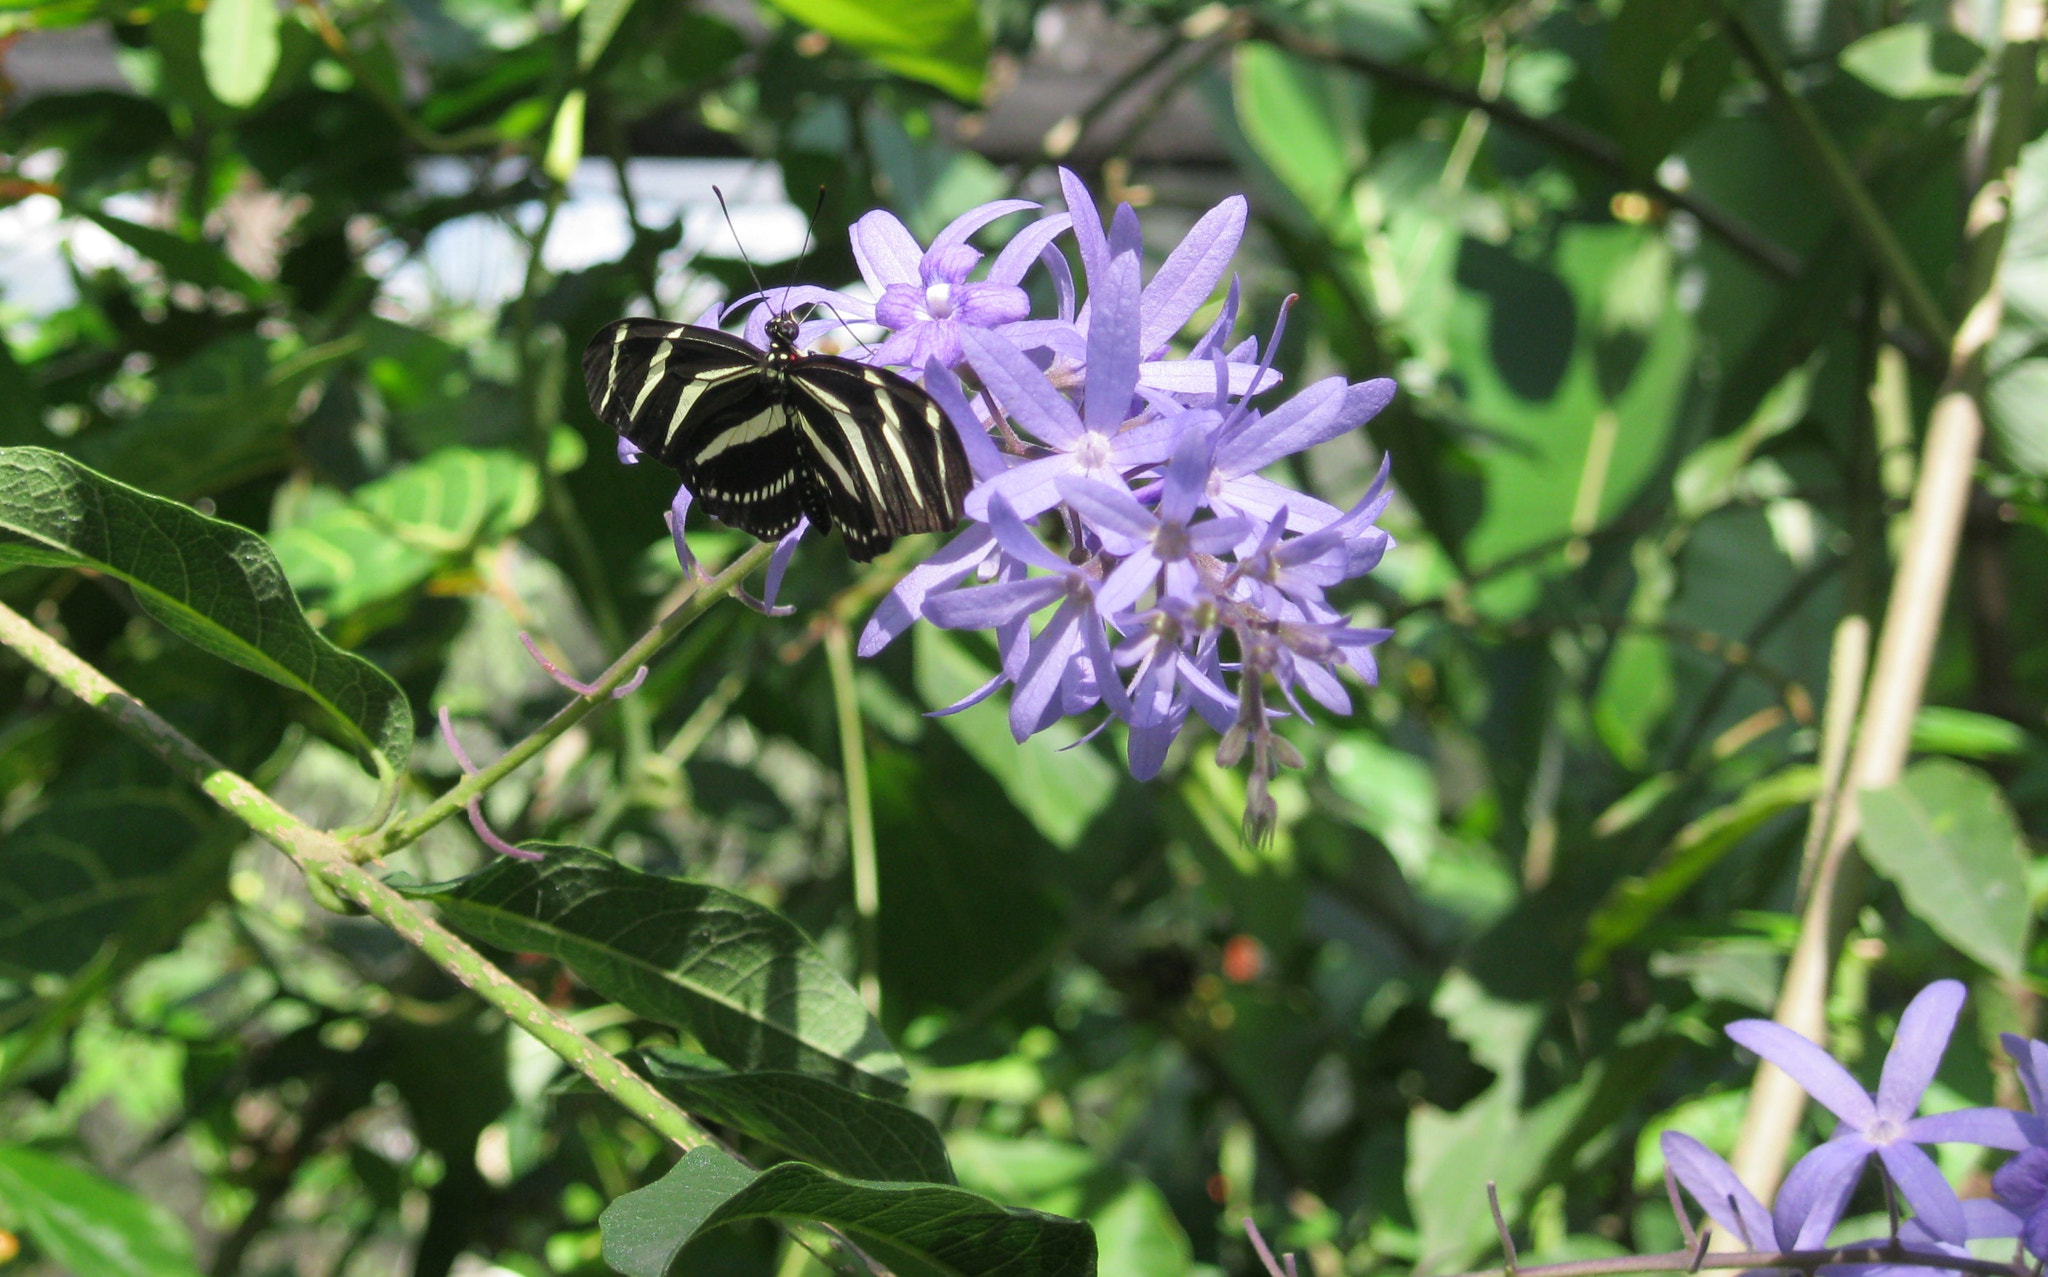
1964, 1197, 2025, 1240
667, 484, 696, 577
930, 198, 1039, 255
1108, 202, 1143, 262
1083, 613, 1132, 720
1187, 517, 1252, 555
874, 282, 929, 329
952, 281, 1031, 327
1661, 1132, 1774, 1250
1058, 475, 1157, 543
1190, 274, 1241, 360
2024, 1206, 2048, 1263
1059, 168, 1108, 298
985, 493, 1076, 574
1877, 980, 1965, 1121
925, 668, 1008, 717
1213, 474, 1346, 532
1726, 1019, 1877, 1127
2006, 1033, 2048, 1116
924, 575, 1064, 629
1140, 194, 1246, 354
1138, 358, 1283, 396
922, 359, 1008, 482
1293, 656, 1351, 716
962, 326, 1084, 447
869, 324, 957, 371
762, 517, 808, 609
1011, 600, 1082, 741
965, 453, 1080, 521
851, 209, 924, 290
998, 319, 1085, 360
1217, 378, 1348, 475
989, 214, 1074, 286
923, 242, 982, 285
1877, 1142, 1966, 1244
1097, 549, 1161, 615
1344, 376, 1398, 427
860, 524, 997, 656
1773, 1137, 1872, 1250
1905, 1106, 2047, 1150
1997, 1147, 2048, 1211
1127, 711, 1182, 781
1085, 248, 1143, 434
1158, 428, 1212, 525
618, 437, 643, 464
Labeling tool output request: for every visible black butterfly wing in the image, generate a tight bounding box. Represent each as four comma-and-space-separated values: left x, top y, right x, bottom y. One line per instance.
581, 318, 809, 541
783, 357, 973, 561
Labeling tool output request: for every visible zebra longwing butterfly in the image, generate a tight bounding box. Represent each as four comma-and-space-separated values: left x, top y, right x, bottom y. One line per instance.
583, 311, 972, 562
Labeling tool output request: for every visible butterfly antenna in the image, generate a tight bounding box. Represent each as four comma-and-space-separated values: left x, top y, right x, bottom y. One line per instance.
783, 186, 828, 302
711, 185, 770, 302
811, 299, 876, 355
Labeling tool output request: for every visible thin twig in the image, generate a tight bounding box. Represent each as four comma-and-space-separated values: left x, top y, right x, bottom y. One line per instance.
1664, 1164, 1696, 1250
1489, 1182, 1519, 1272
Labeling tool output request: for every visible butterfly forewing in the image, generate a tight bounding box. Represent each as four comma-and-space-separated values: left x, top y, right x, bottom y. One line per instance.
582, 316, 972, 562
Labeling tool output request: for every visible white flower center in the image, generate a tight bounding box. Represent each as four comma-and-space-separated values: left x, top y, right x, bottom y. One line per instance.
924, 282, 954, 319
1074, 431, 1113, 469
1865, 1116, 1902, 1144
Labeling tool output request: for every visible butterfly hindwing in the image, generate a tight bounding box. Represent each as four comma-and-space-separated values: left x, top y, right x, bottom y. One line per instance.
785, 357, 972, 560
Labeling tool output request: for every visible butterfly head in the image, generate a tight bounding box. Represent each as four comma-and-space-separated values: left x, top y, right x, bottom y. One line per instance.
765, 312, 801, 353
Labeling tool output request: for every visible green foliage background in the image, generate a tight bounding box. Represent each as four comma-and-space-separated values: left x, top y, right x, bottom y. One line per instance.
1, 0, 2046, 1274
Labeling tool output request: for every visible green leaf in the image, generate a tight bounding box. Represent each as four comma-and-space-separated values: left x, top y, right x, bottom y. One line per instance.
0, 1144, 204, 1277
1234, 42, 1367, 227
761, 0, 987, 101
1839, 23, 1981, 99
1911, 706, 2030, 759
1600, 0, 1733, 172
600, 1146, 1096, 1277
0, 751, 215, 978
639, 1046, 953, 1184
199, 0, 281, 107
1858, 760, 2030, 977
393, 846, 907, 1095
948, 1133, 1191, 1277
79, 334, 361, 499
1581, 766, 1819, 970
0, 446, 412, 778
577, 0, 637, 70
77, 209, 270, 299
270, 447, 541, 620
912, 626, 1114, 850
1451, 225, 1696, 568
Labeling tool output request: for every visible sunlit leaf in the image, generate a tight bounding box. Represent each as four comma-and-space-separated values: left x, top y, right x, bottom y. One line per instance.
762, 0, 987, 100
199, 0, 281, 108
1859, 760, 2030, 977
0, 1145, 203, 1277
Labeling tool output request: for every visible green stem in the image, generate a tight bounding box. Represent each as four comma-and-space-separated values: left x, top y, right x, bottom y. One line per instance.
823, 624, 881, 1017
1714, 1, 1954, 348
0, 597, 712, 1153
363, 539, 779, 859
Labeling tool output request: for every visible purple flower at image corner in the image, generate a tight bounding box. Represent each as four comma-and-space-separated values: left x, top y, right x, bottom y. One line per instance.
1729, 981, 2043, 1250
1988, 1031, 2048, 1259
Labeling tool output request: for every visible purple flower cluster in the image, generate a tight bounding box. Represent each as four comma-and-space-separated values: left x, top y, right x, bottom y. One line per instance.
1662, 981, 2048, 1269
645, 172, 1397, 836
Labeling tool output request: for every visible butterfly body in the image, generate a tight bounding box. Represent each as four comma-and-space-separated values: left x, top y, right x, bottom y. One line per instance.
583, 314, 971, 561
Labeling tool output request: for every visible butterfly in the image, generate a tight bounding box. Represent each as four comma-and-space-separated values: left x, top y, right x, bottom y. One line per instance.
582, 309, 972, 562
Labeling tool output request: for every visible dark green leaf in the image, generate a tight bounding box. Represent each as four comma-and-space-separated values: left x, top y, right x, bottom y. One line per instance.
393, 846, 907, 1095
912, 626, 1114, 849
79, 334, 360, 499
762, 0, 987, 100
1911, 706, 2031, 759
600, 1146, 1096, 1277
0, 446, 412, 777
1581, 767, 1818, 970
1859, 760, 2030, 977
640, 1046, 953, 1183
0, 1144, 204, 1277
0, 749, 216, 977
